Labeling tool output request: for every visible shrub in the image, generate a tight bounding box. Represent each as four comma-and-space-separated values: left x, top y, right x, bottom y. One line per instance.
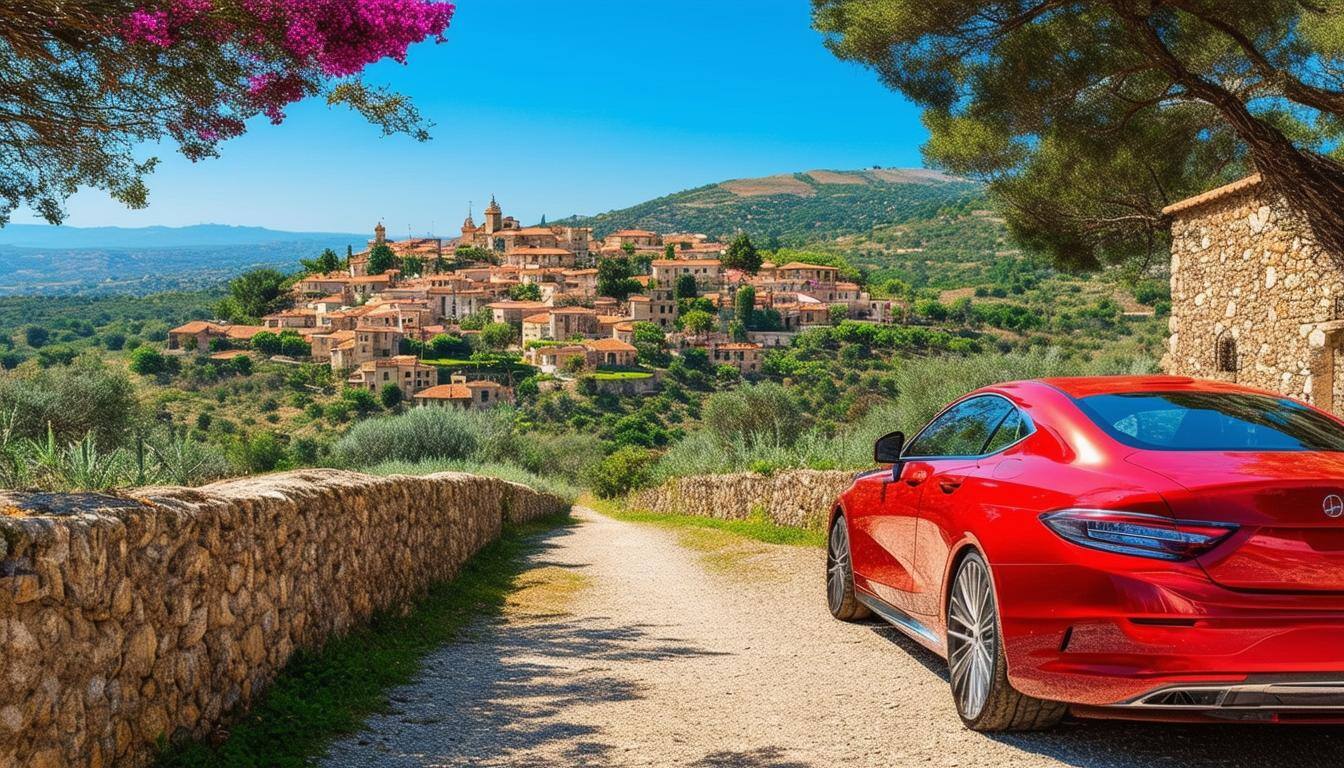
229, 433, 288, 474
379, 383, 403, 409
342, 387, 380, 414
702, 382, 803, 451
0, 361, 140, 447
330, 406, 513, 468
23, 325, 49, 348
585, 446, 656, 499
128, 346, 168, 375
252, 331, 281, 355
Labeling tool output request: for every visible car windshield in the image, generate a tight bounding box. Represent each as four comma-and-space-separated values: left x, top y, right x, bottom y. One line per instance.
1075, 391, 1344, 452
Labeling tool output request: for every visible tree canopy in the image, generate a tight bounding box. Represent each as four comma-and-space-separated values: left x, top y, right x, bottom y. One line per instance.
813, 1, 1344, 267
218, 267, 290, 321
722, 233, 762, 273
0, 0, 453, 226
366, 243, 398, 275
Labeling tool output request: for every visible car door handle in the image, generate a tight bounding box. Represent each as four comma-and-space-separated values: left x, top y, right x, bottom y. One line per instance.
938, 477, 963, 494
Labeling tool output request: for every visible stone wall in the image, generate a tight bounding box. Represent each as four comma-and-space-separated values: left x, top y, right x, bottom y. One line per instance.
0, 469, 568, 768
1165, 176, 1344, 409
629, 470, 856, 531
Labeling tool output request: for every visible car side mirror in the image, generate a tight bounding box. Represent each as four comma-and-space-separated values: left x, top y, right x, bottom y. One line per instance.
874, 431, 905, 464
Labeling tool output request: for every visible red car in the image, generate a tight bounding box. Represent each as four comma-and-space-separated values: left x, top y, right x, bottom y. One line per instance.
827, 376, 1344, 730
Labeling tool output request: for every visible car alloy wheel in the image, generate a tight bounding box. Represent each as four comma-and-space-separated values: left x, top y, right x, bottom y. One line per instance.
948, 555, 997, 719
945, 552, 1066, 731
826, 516, 871, 621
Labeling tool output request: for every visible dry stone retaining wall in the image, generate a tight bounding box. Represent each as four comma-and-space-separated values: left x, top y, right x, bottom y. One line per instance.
629, 470, 856, 531
0, 469, 568, 768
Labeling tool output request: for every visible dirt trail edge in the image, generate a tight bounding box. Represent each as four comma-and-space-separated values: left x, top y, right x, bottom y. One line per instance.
319, 507, 1343, 768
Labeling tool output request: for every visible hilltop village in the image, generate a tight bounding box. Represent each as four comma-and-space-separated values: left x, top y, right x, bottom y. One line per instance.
167, 197, 894, 408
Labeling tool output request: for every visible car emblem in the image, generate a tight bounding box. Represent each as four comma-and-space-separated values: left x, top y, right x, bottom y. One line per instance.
1325, 495, 1344, 519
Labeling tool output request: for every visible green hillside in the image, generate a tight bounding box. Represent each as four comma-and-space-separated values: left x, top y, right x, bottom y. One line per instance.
557, 168, 983, 243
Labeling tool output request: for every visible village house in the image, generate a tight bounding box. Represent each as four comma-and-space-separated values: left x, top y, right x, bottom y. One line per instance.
310, 329, 354, 362
346, 356, 437, 401
414, 374, 513, 410
428, 286, 495, 322
521, 307, 600, 342
628, 287, 678, 329
341, 324, 403, 370
582, 337, 639, 368
651, 258, 724, 291
262, 308, 319, 330
708, 341, 764, 375
1164, 174, 1344, 412
524, 344, 588, 374
296, 273, 353, 300
167, 321, 265, 351
603, 229, 662, 253
488, 299, 550, 326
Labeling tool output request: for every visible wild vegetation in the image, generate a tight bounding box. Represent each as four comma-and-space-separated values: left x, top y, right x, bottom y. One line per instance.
556, 169, 981, 244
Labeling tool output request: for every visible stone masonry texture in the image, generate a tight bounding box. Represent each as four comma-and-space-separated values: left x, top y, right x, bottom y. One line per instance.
0, 469, 568, 768
630, 470, 856, 531
1166, 181, 1344, 408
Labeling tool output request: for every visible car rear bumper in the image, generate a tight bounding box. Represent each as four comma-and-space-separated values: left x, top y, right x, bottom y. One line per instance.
994, 563, 1344, 712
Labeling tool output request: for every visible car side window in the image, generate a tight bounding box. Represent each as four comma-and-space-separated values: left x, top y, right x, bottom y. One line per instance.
981, 407, 1029, 454
905, 396, 1013, 458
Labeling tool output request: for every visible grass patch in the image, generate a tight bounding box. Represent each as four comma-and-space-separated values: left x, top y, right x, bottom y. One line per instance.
155, 512, 573, 768
583, 494, 823, 548
590, 370, 653, 381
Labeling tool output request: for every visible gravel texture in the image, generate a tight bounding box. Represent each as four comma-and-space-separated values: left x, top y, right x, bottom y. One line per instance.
319, 507, 1344, 767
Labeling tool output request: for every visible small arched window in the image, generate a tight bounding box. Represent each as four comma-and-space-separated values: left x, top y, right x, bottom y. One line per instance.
1216, 332, 1238, 373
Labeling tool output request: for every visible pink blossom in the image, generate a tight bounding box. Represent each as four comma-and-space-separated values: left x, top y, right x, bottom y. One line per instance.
247, 72, 310, 123
122, 9, 175, 47
121, 0, 454, 127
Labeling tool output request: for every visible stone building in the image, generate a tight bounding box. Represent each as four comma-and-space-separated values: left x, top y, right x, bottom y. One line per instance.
1165, 174, 1344, 411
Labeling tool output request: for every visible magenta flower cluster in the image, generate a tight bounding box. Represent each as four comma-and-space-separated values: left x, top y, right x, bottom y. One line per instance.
121, 0, 454, 125
242, 0, 455, 77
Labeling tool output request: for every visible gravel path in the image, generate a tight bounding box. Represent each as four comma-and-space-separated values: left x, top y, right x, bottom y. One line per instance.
319, 507, 1344, 767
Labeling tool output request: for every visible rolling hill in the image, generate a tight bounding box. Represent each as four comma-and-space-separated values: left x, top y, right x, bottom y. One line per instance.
556, 168, 983, 243
0, 224, 367, 296
0, 223, 364, 249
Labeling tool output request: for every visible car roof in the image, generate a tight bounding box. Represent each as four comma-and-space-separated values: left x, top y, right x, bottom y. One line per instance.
1033, 375, 1273, 399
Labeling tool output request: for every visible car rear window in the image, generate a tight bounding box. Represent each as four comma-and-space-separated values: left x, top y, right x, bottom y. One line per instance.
1076, 392, 1344, 452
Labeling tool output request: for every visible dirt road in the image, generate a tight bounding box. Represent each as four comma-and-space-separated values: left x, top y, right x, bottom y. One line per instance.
320, 507, 1344, 767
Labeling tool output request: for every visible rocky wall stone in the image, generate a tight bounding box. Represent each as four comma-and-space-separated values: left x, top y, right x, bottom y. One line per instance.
0, 469, 568, 768
1166, 184, 1343, 407
629, 470, 856, 532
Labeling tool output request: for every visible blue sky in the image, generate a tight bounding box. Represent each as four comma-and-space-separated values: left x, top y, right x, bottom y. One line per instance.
17, 0, 928, 234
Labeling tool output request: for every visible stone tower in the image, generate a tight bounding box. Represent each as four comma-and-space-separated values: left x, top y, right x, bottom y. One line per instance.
374, 221, 386, 246
483, 195, 502, 234
461, 204, 477, 243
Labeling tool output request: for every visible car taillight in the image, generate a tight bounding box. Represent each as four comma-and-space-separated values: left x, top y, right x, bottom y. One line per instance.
1040, 509, 1237, 561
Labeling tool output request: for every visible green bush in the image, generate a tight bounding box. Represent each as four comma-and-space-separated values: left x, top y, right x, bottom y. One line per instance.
585, 446, 656, 499
331, 406, 513, 468
128, 346, 169, 375
229, 432, 288, 474
0, 361, 140, 447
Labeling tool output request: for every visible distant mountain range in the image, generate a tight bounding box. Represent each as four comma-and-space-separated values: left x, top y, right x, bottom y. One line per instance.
0, 223, 365, 250
556, 168, 982, 243
0, 224, 368, 296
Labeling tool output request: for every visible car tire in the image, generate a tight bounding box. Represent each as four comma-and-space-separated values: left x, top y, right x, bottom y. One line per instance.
826, 515, 872, 621
946, 551, 1066, 732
